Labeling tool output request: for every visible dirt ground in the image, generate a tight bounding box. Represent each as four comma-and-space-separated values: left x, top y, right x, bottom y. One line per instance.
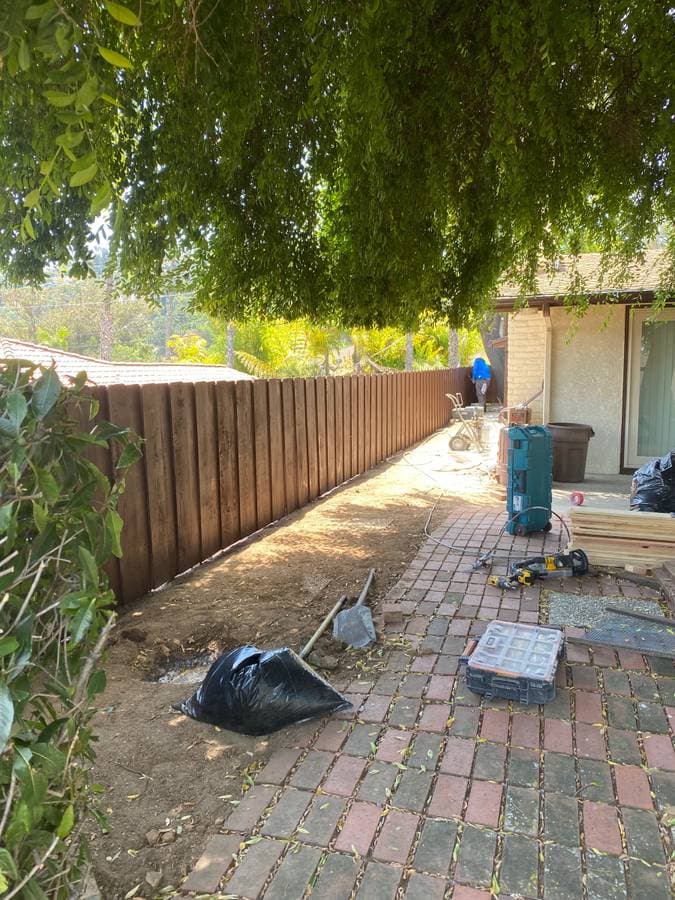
90, 429, 500, 898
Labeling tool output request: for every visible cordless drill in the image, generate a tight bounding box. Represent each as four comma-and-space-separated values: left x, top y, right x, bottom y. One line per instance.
488, 549, 589, 590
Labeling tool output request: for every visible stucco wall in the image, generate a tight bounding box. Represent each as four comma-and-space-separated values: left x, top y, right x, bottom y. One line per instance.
549, 306, 625, 475
506, 308, 547, 421
507, 305, 626, 474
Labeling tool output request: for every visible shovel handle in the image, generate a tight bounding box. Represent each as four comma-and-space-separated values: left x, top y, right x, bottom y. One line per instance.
356, 568, 376, 607
300, 595, 347, 660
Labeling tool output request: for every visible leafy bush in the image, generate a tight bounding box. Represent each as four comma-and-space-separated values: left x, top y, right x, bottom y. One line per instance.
0, 361, 139, 898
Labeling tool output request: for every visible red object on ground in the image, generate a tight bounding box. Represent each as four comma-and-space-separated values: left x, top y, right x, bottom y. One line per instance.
570, 491, 585, 506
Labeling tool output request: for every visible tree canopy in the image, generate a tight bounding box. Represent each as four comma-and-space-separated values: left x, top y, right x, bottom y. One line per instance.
1, 1, 674, 327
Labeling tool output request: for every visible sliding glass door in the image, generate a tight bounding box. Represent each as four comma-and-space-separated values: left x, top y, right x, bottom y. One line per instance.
625, 308, 675, 467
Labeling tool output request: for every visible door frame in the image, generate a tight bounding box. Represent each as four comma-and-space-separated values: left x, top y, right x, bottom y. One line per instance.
623, 305, 675, 469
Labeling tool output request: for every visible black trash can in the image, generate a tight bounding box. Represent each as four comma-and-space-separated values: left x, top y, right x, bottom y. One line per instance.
546, 423, 595, 482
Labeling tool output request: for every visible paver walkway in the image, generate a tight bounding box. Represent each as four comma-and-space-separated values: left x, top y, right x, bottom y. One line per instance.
181, 507, 674, 899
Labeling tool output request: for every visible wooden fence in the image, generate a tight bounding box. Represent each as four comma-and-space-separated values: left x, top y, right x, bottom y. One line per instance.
93, 367, 473, 603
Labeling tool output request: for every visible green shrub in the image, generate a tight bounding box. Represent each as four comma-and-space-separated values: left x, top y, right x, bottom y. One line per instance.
0, 361, 140, 898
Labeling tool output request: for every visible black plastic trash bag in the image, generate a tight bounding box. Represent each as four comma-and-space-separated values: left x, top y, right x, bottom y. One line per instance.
630, 451, 675, 513
176, 645, 351, 735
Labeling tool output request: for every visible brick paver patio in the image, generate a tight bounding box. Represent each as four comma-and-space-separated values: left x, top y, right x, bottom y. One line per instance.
181, 507, 674, 899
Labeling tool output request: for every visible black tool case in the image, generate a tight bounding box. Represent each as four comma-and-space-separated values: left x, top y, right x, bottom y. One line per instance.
460, 620, 564, 705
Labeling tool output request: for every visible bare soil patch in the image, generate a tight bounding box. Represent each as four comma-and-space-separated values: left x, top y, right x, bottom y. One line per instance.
90, 432, 498, 898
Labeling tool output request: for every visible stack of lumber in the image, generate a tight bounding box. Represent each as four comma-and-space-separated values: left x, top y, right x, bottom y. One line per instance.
568, 507, 675, 567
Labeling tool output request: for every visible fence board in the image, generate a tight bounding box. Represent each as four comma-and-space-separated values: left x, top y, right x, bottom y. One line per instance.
79, 386, 123, 596
342, 376, 351, 480
334, 378, 344, 485
316, 377, 328, 495
293, 380, 309, 507
141, 383, 178, 588
236, 381, 256, 537
268, 380, 286, 521
195, 382, 222, 560
281, 379, 298, 514
357, 375, 366, 473
326, 378, 336, 490
350, 377, 358, 476
169, 382, 202, 573
215, 382, 240, 548
253, 381, 272, 529
305, 379, 319, 499
106, 384, 152, 601
376, 376, 383, 463
364, 374, 372, 470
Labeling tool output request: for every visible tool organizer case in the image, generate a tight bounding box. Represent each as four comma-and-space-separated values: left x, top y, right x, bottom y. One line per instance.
460, 620, 564, 705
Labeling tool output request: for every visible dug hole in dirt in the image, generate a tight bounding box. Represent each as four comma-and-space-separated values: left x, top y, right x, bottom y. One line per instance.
90, 428, 499, 898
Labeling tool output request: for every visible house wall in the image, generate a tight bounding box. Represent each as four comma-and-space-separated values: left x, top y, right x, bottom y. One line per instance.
549, 306, 625, 475
506, 308, 547, 421
507, 305, 626, 475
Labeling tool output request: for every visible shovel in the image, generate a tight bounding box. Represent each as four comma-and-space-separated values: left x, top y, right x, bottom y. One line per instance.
332, 568, 377, 648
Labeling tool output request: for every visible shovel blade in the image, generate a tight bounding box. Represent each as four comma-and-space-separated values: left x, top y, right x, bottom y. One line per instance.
332, 605, 376, 648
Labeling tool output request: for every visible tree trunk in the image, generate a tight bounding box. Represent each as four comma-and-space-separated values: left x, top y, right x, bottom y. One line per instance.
479, 314, 506, 402
448, 328, 459, 368
405, 332, 413, 371
352, 339, 361, 374
162, 294, 174, 359
226, 323, 235, 367
99, 279, 114, 360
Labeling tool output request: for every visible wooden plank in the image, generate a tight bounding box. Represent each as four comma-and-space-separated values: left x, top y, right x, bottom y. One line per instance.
325, 377, 336, 489
81, 386, 123, 598
293, 379, 309, 507
305, 379, 319, 499
281, 379, 298, 514
372, 376, 380, 464
235, 380, 256, 537
141, 383, 179, 588
350, 376, 359, 476
215, 381, 241, 548
268, 379, 286, 521
106, 384, 152, 602
169, 382, 202, 573
566, 634, 675, 660
357, 375, 366, 473
316, 376, 328, 494
342, 376, 352, 480
334, 377, 344, 486
365, 375, 373, 469
194, 382, 221, 560
381, 374, 389, 459
253, 380, 272, 529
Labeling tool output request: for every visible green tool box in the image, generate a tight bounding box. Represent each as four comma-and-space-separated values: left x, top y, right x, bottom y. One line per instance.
506, 425, 553, 535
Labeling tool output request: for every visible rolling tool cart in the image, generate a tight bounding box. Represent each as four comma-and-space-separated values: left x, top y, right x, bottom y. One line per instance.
506, 425, 553, 535
446, 392, 484, 452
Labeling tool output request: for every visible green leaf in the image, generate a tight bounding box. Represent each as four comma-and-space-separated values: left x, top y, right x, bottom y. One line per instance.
0, 873, 8, 894
6, 392, 28, 432
0, 503, 13, 533
22, 215, 36, 240
56, 804, 75, 839
78, 546, 99, 589
104, 1, 140, 26
25, 1, 55, 19
32, 367, 61, 416
36, 468, 60, 504
97, 45, 134, 69
70, 599, 95, 643
18, 39, 31, 71
23, 189, 40, 208
0, 847, 18, 879
32, 501, 48, 532
87, 669, 107, 698
105, 509, 124, 557
0, 684, 15, 754
70, 162, 98, 187
43, 90, 76, 107
21, 878, 49, 900
116, 441, 142, 469
0, 638, 19, 658
39, 159, 54, 176
90, 181, 113, 216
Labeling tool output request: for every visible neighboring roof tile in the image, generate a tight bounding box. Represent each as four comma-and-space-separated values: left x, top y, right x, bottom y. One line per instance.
0, 337, 254, 385
496, 249, 671, 300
